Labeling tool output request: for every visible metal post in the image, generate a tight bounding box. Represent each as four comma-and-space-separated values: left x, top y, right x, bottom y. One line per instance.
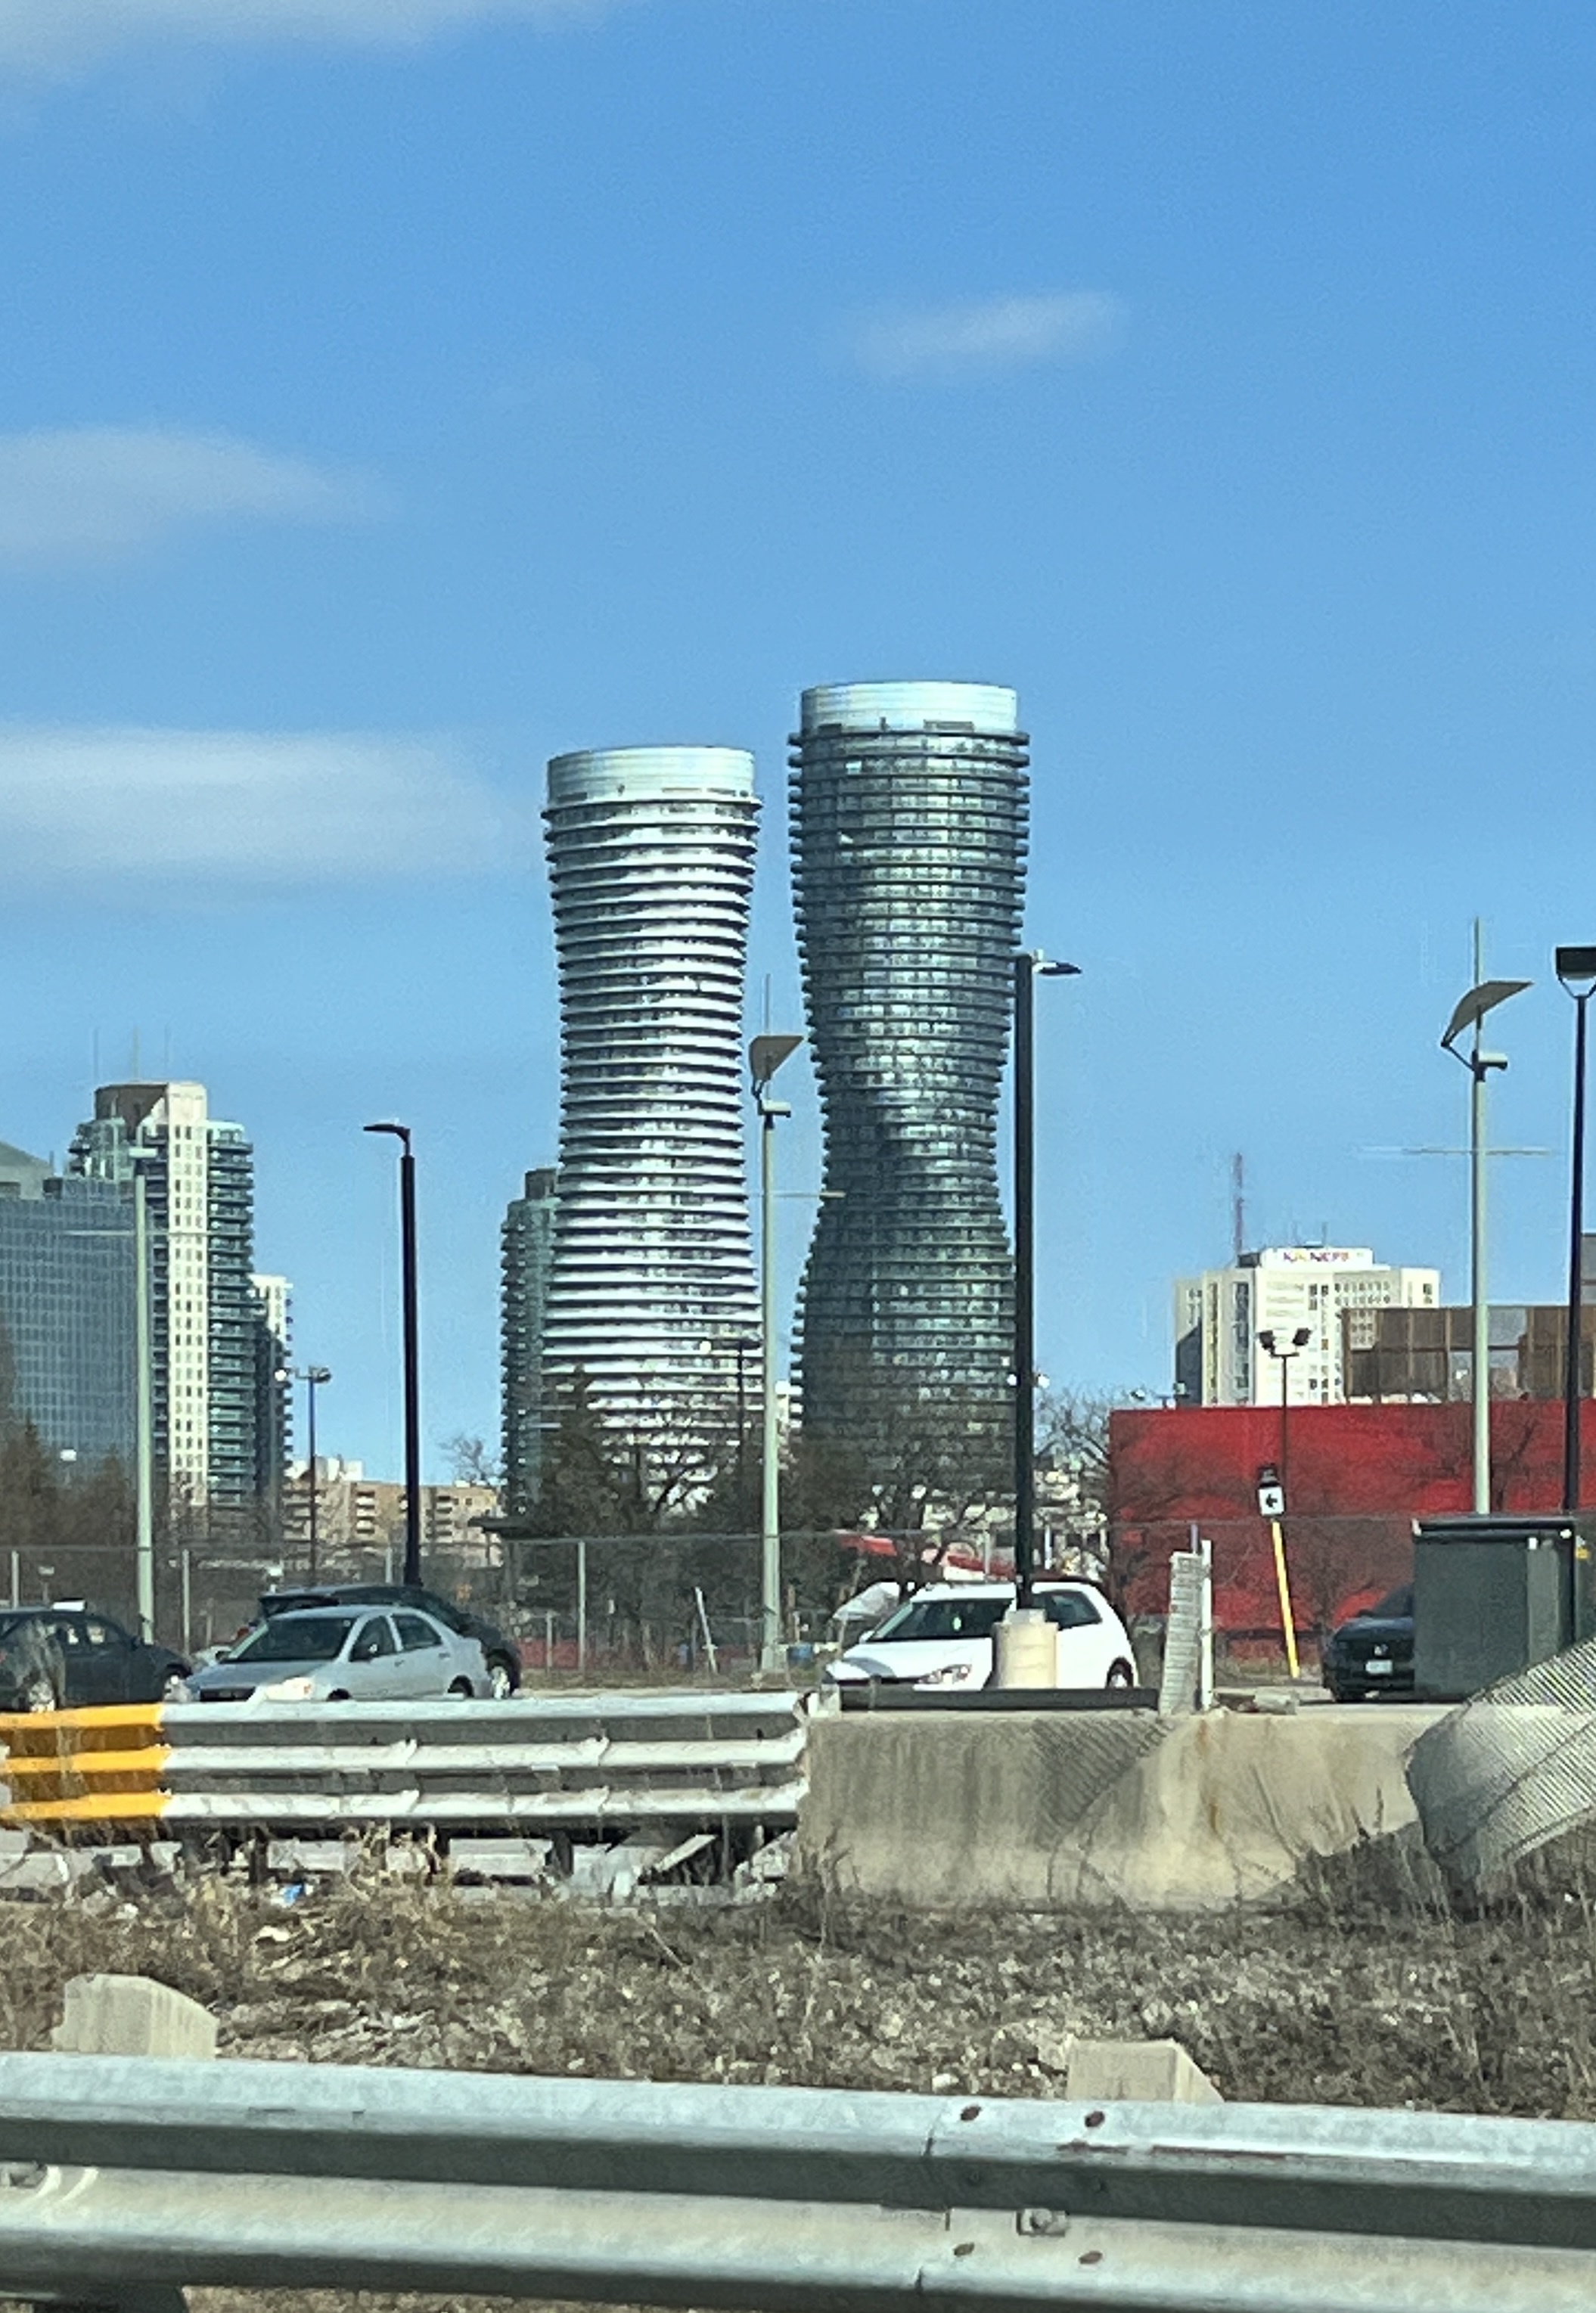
759, 1101, 781, 1672
399, 1143, 421, 1586
576, 1536, 588, 1680
8, 1549, 17, 1610
1470, 924, 1491, 1515
179, 1541, 192, 1659
1566, 989, 1591, 1517
306, 1374, 320, 1585
134, 1169, 155, 1644
1013, 955, 1036, 1609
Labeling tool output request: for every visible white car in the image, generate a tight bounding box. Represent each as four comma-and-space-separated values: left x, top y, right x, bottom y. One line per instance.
825, 1580, 1137, 1693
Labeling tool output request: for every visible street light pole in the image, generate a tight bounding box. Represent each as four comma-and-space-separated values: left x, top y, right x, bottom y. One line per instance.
303, 1367, 332, 1582
1441, 934, 1531, 1514
1258, 1325, 1311, 1679
749, 1033, 803, 1676
365, 1122, 422, 1586
1557, 948, 1596, 1523
132, 1164, 155, 1644
1012, 952, 1079, 1609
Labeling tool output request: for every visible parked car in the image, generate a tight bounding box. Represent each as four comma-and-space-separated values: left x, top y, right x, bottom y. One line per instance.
1321, 1584, 1414, 1701
0, 1605, 188, 1713
824, 1580, 1138, 1692
187, 1604, 487, 1703
258, 1584, 521, 1697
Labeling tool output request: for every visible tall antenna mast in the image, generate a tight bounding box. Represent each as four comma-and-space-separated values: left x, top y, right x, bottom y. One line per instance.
1231, 1151, 1246, 1265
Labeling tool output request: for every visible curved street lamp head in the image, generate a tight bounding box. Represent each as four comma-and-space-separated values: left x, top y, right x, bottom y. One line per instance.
306, 1365, 332, 1386
364, 1120, 412, 1153
749, 1033, 803, 1092
1441, 977, 1532, 1058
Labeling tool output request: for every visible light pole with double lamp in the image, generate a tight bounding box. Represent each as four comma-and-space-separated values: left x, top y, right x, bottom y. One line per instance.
1440, 939, 1532, 1514
364, 1122, 422, 1587
277, 1366, 333, 1583
1557, 948, 1596, 1534
750, 1033, 803, 1674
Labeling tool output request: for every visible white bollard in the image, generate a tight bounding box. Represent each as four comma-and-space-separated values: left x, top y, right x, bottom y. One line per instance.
994, 1607, 1055, 1688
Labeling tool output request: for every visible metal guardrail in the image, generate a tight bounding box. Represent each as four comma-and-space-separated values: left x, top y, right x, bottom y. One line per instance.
1, 1691, 809, 1835
0, 2055, 1594, 2309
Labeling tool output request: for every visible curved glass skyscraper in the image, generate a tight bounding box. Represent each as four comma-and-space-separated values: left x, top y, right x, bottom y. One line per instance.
790, 682, 1029, 1476
541, 747, 760, 1454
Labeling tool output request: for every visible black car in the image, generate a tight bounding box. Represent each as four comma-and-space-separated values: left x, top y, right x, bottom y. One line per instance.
0, 1606, 188, 1713
1321, 1584, 1414, 1702
258, 1584, 522, 1697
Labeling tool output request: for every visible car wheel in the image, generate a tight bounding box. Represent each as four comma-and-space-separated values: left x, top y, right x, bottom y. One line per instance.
1105, 1659, 1136, 1690
326, 1690, 350, 1703
161, 1667, 189, 1703
486, 1657, 515, 1700
20, 1672, 58, 1713
447, 1678, 474, 1699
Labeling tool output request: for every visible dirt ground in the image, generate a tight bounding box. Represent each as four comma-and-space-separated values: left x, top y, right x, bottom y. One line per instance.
2, 1862, 1593, 2312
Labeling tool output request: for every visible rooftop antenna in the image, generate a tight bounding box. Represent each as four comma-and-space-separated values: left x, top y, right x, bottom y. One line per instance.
1231, 1152, 1245, 1265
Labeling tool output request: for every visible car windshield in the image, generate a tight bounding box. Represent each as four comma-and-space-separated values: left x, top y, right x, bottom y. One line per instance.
230, 1615, 355, 1664
871, 1597, 1009, 1643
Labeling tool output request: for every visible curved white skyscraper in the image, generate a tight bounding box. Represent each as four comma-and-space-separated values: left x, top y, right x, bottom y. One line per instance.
540, 747, 761, 1451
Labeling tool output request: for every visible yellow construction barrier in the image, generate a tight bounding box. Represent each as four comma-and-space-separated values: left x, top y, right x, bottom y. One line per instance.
0, 1706, 169, 1827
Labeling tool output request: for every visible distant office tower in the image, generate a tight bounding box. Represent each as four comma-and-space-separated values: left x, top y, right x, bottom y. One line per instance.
501, 1166, 559, 1513
72, 1082, 269, 1510
790, 681, 1029, 1476
0, 1138, 137, 1467
541, 748, 760, 1455
1174, 1246, 1441, 1407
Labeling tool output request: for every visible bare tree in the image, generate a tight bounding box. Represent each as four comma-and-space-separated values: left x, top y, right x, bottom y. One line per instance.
440, 1432, 501, 1489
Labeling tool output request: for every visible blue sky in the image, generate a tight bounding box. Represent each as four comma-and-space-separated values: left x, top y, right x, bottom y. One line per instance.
0, 0, 1592, 1473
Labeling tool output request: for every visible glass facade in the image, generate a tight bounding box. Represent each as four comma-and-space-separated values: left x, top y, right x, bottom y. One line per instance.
0, 1167, 137, 1467
789, 683, 1029, 1479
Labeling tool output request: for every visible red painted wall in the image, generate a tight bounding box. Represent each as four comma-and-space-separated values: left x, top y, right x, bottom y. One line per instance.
1107, 1401, 1594, 1634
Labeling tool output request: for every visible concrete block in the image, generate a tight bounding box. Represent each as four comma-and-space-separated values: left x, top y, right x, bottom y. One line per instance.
266, 1838, 359, 1877
449, 1836, 553, 1883
52, 1973, 217, 2060
1063, 2036, 1222, 2104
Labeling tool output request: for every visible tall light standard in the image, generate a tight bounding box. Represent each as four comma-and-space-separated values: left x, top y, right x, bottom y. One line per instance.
364, 1122, 421, 1586
1557, 947, 1596, 1526
1258, 1325, 1310, 1679
277, 1365, 333, 1582
750, 1032, 802, 1674
1013, 952, 1079, 1608
1441, 935, 1532, 1514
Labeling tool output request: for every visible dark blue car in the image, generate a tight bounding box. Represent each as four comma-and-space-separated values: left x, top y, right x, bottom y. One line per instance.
1321, 1584, 1414, 1702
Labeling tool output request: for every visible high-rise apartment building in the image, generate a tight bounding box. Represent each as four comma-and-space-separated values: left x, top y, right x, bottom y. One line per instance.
71, 1082, 272, 1510
540, 747, 760, 1455
789, 681, 1028, 1476
501, 1166, 558, 1513
0, 1138, 137, 1467
1174, 1246, 1441, 1407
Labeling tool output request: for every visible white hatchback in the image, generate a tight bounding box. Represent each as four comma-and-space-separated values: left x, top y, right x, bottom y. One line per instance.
825, 1580, 1137, 1694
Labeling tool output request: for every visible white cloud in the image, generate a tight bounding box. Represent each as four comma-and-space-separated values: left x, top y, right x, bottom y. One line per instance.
0, 0, 610, 76
855, 292, 1126, 381
0, 427, 377, 568
0, 728, 520, 886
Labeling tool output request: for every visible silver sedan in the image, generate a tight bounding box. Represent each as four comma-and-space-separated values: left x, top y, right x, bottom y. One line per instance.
184, 1604, 487, 1703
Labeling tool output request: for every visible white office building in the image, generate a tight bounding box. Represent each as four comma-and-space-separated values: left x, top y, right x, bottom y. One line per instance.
1174, 1247, 1441, 1408
539, 746, 761, 1456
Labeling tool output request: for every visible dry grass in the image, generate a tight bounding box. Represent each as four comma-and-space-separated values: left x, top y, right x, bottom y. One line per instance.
6, 1858, 1596, 2311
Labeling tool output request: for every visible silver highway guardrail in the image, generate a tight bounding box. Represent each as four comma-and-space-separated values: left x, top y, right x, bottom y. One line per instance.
2, 1691, 809, 1834
1, 2055, 1594, 2310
